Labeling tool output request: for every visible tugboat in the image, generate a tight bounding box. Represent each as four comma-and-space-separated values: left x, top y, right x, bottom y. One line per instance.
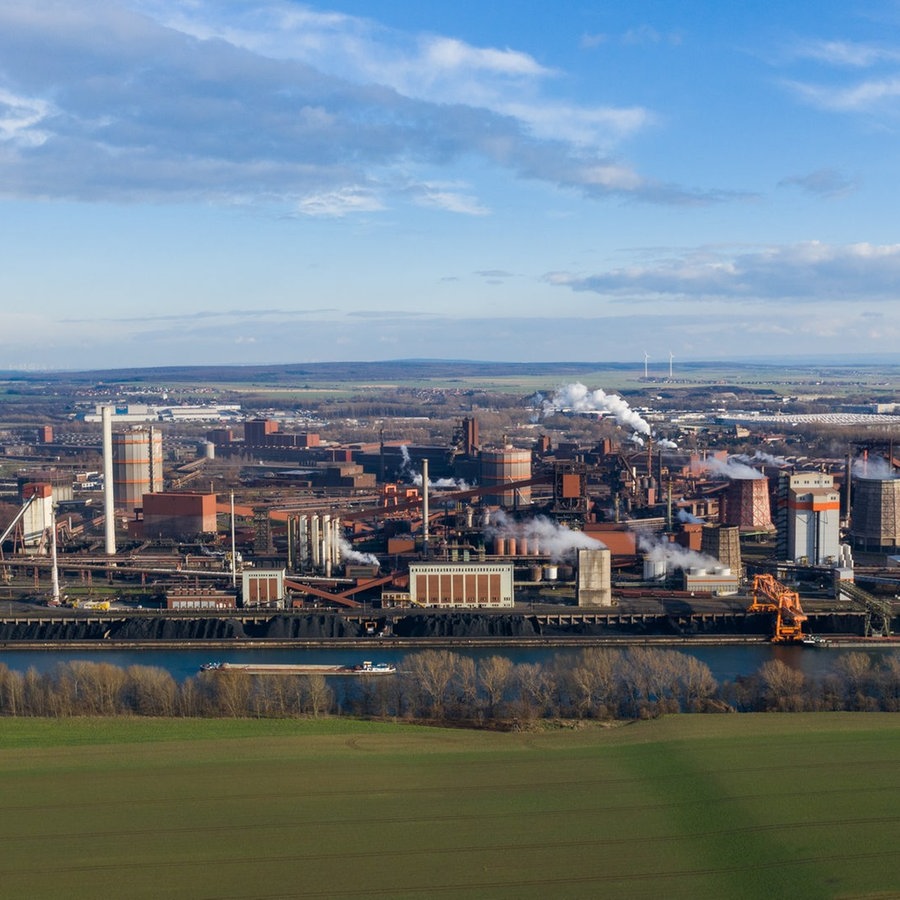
801, 634, 831, 648
351, 661, 397, 674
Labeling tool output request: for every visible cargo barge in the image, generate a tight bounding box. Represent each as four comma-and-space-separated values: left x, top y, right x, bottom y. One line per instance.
200, 660, 396, 676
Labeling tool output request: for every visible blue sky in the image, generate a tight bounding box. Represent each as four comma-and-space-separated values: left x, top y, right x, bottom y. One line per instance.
2, 0, 900, 370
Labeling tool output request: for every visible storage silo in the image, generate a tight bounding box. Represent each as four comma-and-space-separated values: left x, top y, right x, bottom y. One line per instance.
112, 426, 163, 511
851, 477, 900, 552
576, 548, 612, 606
480, 448, 531, 506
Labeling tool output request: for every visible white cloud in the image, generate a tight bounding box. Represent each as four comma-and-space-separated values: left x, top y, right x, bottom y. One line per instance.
790, 39, 900, 68
297, 186, 384, 217
778, 167, 858, 197
0, 0, 702, 208
549, 241, 900, 303
786, 75, 900, 112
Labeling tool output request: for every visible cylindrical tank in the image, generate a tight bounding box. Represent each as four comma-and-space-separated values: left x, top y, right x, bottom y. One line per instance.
199, 441, 215, 460
506, 538, 517, 556
518, 537, 528, 556
642, 556, 667, 581
530, 564, 543, 582
112, 426, 163, 511
480, 449, 532, 506
543, 564, 558, 581
557, 564, 574, 581
493, 536, 506, 556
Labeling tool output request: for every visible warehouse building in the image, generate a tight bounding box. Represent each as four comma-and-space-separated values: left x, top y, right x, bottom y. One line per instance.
408, 562, 514, 608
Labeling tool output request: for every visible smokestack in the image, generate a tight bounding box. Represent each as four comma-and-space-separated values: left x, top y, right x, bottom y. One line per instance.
50, 502, 60, 605
102, 406, 116, 555
422, 458, 430, 551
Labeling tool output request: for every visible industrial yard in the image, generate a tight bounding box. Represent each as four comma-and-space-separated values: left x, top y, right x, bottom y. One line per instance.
0, 360, 898, 646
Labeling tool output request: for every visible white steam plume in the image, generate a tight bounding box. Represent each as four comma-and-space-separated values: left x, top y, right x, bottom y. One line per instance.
656, 438, 678, 450
398, 445, 468, 489
677, 509, 703, 524
339, 538, 380, 568
852, 457, 897, 479
637, 532, 719, 572
733, 451, 787, 467
486, 510, 606, 562
697, 455, 765, 480
542, 382, 651, 436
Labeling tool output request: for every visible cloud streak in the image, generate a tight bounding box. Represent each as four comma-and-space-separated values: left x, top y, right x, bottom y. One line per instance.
549, 241, 900, 303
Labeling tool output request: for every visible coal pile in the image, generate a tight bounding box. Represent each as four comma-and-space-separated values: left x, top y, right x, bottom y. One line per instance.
245, 615, 362, 639
107, 617, 247, 640
0, 620, 109, 640
391, 613, 540, 638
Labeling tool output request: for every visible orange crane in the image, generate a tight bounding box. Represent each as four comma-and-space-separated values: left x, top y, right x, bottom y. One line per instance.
748, 574, 808, 642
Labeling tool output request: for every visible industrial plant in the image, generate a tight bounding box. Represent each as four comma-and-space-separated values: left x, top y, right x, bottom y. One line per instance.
0, 365, 898, 645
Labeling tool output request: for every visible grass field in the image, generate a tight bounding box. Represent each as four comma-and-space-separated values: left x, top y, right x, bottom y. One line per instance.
1, 714, 899, 900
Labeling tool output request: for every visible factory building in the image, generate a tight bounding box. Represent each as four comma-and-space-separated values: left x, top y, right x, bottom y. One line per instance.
576, 548, 612, 607
242, 569, 286, 607
112, 426, 163, 511
166, 588, 237, 610
721, 477, 774, 532
776, 472, 841, 564
851, 477, 900, 552
408, 562, 514, 608
682, 567, 740, 595
141, 492, 217, 539
480, 448, 532, 507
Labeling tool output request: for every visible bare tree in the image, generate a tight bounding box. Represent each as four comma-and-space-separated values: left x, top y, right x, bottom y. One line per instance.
405, 650, 459, 719
566, 648, 621, 719
758, 660, 805, 712
515, 662, 557, 720
478, 656, 514, 718
304, 674, 333, 718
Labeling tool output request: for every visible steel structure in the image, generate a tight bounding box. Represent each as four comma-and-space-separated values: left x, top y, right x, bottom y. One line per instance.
836, 580, 893, 638
748, 573, 808, 642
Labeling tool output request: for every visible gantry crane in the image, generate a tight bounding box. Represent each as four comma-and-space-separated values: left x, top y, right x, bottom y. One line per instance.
748, 573, 808, 643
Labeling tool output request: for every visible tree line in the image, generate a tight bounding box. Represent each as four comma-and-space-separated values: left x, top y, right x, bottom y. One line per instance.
0, 649, 898, 722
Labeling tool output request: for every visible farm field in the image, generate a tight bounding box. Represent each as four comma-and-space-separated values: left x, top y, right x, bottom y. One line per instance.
0, 714, 899, 900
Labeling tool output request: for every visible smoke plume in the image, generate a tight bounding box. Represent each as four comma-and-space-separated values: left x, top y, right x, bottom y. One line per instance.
677, 509, 703, 524
339, 538, 380, 568
486, 510, 606, 562
542, 383, 651, 436
637, 532, 719, 572
697, 455, 765, 480
400, 444, 469, 489
852, 457, 897, 479
733, 451, 788, 467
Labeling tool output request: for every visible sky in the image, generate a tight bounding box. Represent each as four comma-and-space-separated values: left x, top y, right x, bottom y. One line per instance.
3, 0, 900, 371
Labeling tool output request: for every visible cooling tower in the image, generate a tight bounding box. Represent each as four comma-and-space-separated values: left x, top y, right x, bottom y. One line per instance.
851, 477, 900, 552
700, 524, 742, 573
721, 477, 773, 532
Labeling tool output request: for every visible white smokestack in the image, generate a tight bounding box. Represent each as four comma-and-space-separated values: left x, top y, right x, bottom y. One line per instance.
102, 406, 116, 555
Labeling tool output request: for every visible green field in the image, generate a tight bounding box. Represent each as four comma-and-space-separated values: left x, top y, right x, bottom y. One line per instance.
1, 715, 899, 899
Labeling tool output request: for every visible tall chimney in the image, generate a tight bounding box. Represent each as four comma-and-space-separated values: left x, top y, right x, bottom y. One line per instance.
102, 406, 116, 555
422, 458, 429, 551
